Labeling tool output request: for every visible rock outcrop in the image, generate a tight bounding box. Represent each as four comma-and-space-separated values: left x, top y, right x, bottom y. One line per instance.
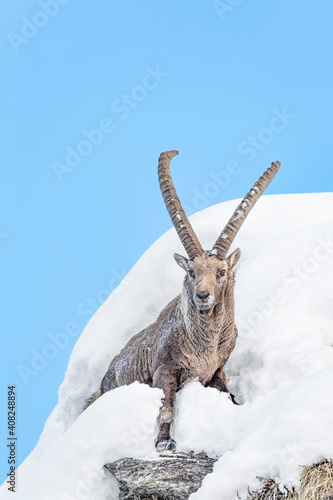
105, 451, 217, 500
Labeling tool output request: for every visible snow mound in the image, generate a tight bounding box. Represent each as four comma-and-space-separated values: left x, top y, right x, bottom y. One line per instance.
1, 193, 333, 500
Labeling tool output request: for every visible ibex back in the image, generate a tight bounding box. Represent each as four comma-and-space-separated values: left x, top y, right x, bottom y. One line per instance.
87, 151, 281, 452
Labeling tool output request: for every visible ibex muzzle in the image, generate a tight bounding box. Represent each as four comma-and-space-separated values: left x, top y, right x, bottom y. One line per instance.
88, 151, 281, 453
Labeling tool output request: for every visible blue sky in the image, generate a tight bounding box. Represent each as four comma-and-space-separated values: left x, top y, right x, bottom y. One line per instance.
1, 0, 333, 479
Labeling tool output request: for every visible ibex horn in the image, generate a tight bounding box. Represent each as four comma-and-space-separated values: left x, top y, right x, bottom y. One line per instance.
212, 161, 281, 260
158, 151, 203, 260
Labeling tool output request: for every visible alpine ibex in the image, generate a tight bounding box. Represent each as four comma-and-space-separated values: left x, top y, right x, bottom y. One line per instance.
88, 151, 280, 452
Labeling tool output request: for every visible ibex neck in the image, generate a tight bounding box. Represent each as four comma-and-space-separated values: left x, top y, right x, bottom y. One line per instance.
181, 278, 235, 351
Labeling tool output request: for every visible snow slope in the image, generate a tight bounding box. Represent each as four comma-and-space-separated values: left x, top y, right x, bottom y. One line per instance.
1, 193, 333, 500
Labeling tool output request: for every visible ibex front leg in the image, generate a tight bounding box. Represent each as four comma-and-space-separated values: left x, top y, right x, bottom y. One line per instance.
153, 366, 178, 452
208, 366, 239, 404
207, 366, 228, 392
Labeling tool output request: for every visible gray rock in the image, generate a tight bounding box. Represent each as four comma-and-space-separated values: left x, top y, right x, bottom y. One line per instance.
105, 451, 217, 500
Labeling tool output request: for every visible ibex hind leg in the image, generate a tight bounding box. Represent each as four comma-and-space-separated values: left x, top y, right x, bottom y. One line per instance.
83, 389, 101, 411
100, 368, 118, 394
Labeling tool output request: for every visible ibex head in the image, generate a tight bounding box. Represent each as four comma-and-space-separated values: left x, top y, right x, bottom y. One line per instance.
174, 251, 240, 313
158, 150, 280, 314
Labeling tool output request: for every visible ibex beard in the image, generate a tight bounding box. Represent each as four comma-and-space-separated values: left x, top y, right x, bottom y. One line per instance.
85, 150, 281, 453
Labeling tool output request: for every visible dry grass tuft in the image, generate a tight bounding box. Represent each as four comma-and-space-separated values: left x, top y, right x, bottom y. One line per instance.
248, 477, 295, 500
298, 459, 333, 500
248, 459, 333, 500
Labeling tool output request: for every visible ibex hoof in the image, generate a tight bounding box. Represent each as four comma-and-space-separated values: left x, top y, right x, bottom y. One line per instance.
155, 438, 177, 453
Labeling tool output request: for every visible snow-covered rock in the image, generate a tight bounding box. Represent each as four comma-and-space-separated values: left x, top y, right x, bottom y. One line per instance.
1, 193, 333, 500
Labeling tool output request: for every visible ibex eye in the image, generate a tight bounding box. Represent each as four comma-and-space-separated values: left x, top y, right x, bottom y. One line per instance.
217, 270, 226, 279
188, 270, 195, 279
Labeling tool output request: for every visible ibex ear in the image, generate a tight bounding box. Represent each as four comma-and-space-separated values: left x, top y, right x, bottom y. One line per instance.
227, 248, 241, 270
174, 253, 189, 271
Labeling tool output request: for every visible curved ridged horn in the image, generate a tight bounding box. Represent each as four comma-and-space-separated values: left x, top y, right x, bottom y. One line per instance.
158, 150, 203, 260
212, 161, 281, 260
